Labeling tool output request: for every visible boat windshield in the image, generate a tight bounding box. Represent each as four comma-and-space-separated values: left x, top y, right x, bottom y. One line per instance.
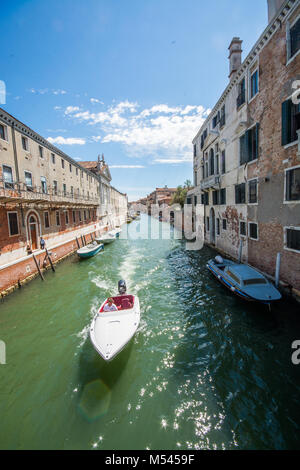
243, 278, 267, 286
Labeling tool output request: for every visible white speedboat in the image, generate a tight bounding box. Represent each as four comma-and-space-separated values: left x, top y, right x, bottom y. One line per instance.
90, 280, 140, 361
95, 231, 116, 245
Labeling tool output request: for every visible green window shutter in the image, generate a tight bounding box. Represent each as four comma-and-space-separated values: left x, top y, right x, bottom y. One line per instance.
240, 134, 247, 164
246, 129, 251, 162
255, 123, 259, 159
282, 100, 292, 146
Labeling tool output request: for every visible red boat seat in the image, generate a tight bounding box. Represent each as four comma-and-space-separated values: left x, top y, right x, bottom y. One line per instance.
121, 298, 132, 309
99, 295, 134, 312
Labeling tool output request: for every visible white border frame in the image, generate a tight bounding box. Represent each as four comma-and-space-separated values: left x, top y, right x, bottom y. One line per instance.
284, 225, 300, 253
248, 221, 259, 241
284, 164, 300, 204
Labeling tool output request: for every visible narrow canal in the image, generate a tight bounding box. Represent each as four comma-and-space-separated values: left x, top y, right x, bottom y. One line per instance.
0, 215, 299, 450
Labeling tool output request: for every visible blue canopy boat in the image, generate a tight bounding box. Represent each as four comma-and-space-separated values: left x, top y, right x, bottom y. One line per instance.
207, 256, 281, 305
77, 241, 104, 259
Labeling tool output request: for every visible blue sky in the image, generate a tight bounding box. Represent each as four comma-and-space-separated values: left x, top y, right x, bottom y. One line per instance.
1, 0, 267, 201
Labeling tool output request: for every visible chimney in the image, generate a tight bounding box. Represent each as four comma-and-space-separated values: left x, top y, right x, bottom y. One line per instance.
228, 37, 243, 81
267, 0, 286, 23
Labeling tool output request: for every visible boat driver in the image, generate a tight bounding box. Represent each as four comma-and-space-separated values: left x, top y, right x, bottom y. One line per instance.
103, 298, 118, 312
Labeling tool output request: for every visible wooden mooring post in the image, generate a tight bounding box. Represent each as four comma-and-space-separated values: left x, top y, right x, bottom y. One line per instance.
45, 248, 55, 272
32, 254, 45, 281
75, 237, 80, 249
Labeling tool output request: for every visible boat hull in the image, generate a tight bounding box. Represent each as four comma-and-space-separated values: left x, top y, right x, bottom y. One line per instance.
95, 237, 115, 245
90, 295, 140, 361
77, 243, 104, 258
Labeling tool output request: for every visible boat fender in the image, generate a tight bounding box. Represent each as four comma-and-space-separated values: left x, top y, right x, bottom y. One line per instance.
215, 255, 224, 264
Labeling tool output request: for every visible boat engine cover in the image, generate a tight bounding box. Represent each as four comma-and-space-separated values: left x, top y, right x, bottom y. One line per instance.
118, 280, 127, 295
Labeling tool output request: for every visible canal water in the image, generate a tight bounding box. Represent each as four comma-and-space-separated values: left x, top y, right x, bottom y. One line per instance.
0, 214, 299, 450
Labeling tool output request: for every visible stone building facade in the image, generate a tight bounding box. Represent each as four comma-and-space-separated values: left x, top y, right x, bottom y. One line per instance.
0, 108, 127, 295
191, 0, 300, 297
146, 186, 177, 214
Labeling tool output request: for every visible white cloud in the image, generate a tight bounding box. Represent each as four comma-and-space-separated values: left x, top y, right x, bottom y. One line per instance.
53, 89, 67, 95
90, 98, 104, 104
153, 158, 192, 165
110, 165, 145, 169
47, 136, 86, 145
65, 106, 80, 115
62, 100, 210, 163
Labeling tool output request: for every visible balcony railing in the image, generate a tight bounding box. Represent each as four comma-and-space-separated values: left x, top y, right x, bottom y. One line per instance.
200, 175, 220, 190
0, 180, 99, 206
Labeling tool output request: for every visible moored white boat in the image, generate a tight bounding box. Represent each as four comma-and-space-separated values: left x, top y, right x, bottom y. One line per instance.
95, 231, 116, 245
77, 241, 104, 258
90, 281, 140, 361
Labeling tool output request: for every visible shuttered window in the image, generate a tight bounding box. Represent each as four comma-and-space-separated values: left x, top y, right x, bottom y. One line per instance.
216, 218, 220, 236
220, 188, 226, 205
250, 70, 259, 98
201, 193, 209, 205
282, 99, 300, 145
240, 124, 259, 164
235, 183, 246, 204
221, 150, 226, 174
210, 149, 214, 175
212, 190, 219, 205
222, 219, 227, 230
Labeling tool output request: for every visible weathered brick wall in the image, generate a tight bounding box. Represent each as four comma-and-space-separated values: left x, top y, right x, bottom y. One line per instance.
247, 6, 300, 291
0, 230, 97, 295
